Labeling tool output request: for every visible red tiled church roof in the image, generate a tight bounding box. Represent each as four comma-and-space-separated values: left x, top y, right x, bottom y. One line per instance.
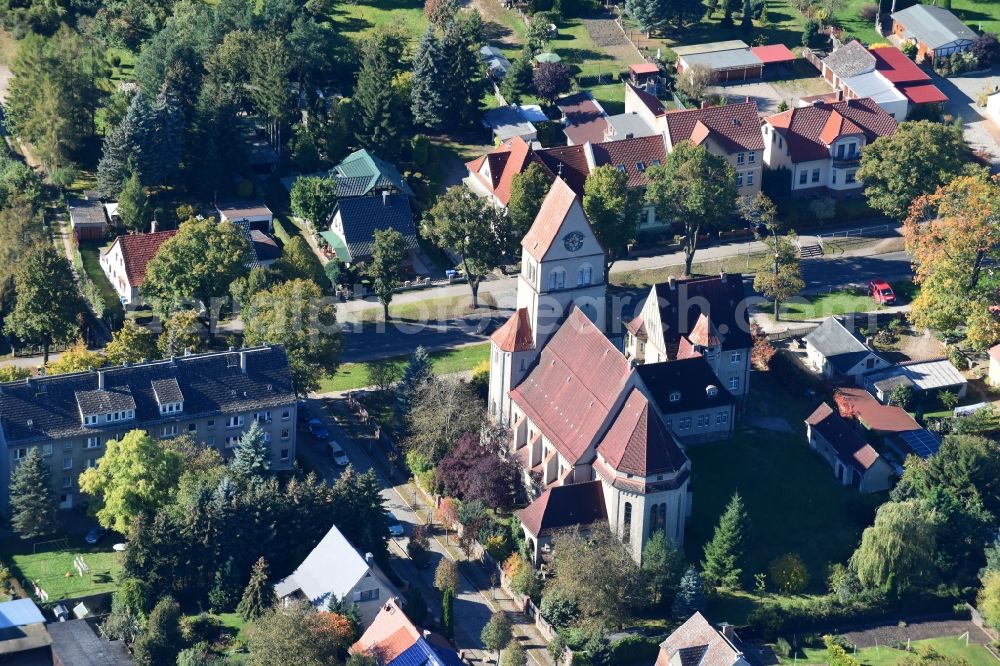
516, 480, 607, 537
510, 308, 632, 463
491, 308, 534, 352
596, 388, 687, 477
766, 98, 897, 163
663, 101, 764, 153
115, 230, 178, 286
521, 177, 579, 261
464, 137, 539, 205
535, 144, 590, 195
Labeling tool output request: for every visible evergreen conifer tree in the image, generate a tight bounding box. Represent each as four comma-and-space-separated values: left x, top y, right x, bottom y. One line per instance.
441, 587, 454, 638
443, 23, 488, 128
132, 597, 183, 666
355, 48, 403, 157
411, 27, 449, 130
97, 93, 147, 198
208, 556, 242, 613
9, 447, 57, 539
741, 0, 754, 31
238, 557, 276, 621
701, 491, 750, 590
143, 89, 184, 187
500, 51, 535, 106
671, 566, 707, 619
230, 420, 271, 479
395, 346, 434, 417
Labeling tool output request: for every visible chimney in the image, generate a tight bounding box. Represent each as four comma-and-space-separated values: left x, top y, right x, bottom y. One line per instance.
701, 100, 709, 109
97, 370, 104, 390
184, 347, 191, 356
365, 552, 374, 565
837, 89, 845, 101
382, 191, 389, 207
720, 270, 727, 279
150, 219, 158, 233
668, 275, 676, 290
718, 622, 736, 641
745, 96, 751, 103
423, 630, 432, 639
239, 350, 248, 374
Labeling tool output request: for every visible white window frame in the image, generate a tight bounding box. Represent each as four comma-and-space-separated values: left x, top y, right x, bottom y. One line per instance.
86, 437, 101, 449
226, 415, 244, 429
728, 376, 739, 390
62, 458, 73, 470
14, 447, 28, 460
731, 351, 742, 364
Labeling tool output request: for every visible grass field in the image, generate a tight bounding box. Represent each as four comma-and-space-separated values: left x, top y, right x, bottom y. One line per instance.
317, 342, 489, 392
331, 0, 427, 39
784, 637, 998, 666
685, 374, 879, 597
11, 543, 122, 601
78, 243, 126, 322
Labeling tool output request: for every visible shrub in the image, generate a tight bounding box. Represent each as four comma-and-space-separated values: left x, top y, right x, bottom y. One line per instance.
809, 196, 837, 223
180, 614, 222, 644
610, 635, 660, 665
802, 20, 819, 47
947, 345, 967, 370
540, 590, 579, 627
901, 41, 917, 58
774, 637, 793, 658
486, 534, 512, 561
748, 603, 784, 640
769, 553, 810, 593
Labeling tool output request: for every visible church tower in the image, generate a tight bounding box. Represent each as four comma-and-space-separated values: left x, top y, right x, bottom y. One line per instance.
488, 177, 607, 425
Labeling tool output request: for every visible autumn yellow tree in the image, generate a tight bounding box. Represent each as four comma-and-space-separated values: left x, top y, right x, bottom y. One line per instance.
904, 173, 1000, 347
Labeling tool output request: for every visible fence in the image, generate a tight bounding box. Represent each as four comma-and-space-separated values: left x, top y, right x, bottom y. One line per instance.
815, 224, 893, 252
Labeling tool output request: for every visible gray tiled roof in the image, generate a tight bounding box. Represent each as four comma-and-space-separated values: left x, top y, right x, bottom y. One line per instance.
804, 317, 878, 373
75, 386, 137, 415
68, 198, 107, 228
333, 176, 375, 198
0, 346, 295, 445
636, 357, 737, 415
334, 194, 418, 261
823, 41, 876, 79
151, 378, 183, 405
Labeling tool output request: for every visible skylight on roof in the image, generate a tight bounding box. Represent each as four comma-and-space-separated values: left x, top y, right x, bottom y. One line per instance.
616, 164, 627, 173
636, 162, 646, 172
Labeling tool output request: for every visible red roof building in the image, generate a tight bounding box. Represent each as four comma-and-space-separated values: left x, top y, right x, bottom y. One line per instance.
750, 44, 796, 64
556, 92, 611, 145
869, 46, 948, 106
99, 230, 178, 307
806, 402, 894, 492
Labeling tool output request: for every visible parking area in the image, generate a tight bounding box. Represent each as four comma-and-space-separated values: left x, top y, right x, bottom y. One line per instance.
932, 67, 1000, 168
707, 60, 834, 113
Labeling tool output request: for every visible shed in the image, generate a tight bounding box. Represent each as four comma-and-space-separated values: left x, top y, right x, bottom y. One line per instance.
674, 40, 764, 81
68, 197, 108, 241
479, 45, 512, 79
863, 358, 968, 402
891, 4, 976, 61
750, 44, 796, 75
628, 62, 661, 86
215, 201, 274, 233
482, 105, 538, 142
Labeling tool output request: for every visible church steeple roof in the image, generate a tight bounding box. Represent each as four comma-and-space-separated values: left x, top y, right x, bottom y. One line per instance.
490, 308, 535, 352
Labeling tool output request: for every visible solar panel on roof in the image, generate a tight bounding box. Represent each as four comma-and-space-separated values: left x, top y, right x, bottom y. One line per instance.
900, 429, 940, 458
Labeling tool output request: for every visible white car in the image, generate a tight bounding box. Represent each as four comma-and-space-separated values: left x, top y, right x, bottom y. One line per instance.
328, 441, 350, 466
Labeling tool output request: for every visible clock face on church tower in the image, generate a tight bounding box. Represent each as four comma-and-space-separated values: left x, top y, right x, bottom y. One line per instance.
563, 231, 584, 252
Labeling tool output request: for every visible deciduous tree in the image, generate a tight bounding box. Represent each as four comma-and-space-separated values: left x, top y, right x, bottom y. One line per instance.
434, 559, 459, 593
753, 234, 804, 320
9, 447, 57, 539
275, 236, 326, 287
245, 601, 343, 666
584, 164, 641, 270
78, 429, 183, 533
405, 378, 484, 463
243, 279, 341, 394
290, 176, 338, 228
157, 309, 204, 357
5, 245, 82, 364
533, 62, 572, 106
424, 0, 459, 28
857, 121, 971, 219
105, 320, 158, 366
45, 339, 103, 374
646, 143, 738, 275
423, 187, 505, 308
133, 597, 183, 666
979, 570, 1000, 629
701, 491, 750, 590
849, 499, 937, 591
481, 612, 513, 662
507, 163, 551, 254
369, 228, 409, 320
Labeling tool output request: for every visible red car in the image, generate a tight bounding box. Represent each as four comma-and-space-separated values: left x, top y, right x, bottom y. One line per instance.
868, 279, 896, 305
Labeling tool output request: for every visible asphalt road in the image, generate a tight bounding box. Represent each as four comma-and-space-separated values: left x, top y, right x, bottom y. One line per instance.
335, 250, 915, 362
295, 398, 496, 655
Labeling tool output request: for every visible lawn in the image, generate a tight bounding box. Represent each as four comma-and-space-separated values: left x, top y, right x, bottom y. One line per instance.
10, 542, 123, 601
78, 242, 126, 322
775, 288, 880, 321
330, 0, 427, 40
784, 637, 998, 666
317, 341, 489, 392
348, 293, 501, 323
685, 373, 880, 598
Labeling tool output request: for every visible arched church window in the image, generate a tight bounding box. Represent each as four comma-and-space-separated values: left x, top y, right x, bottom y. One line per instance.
623, 502, 632, 545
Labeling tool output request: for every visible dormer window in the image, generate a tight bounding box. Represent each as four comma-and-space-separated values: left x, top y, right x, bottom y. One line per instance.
159, 402, 183, 415
706, 385, 719, 397
635, 162, 646, 172
615, 164, 626, 173
669, 391, 681, 402
84, 414, 98, 426
152, 378, 184, 417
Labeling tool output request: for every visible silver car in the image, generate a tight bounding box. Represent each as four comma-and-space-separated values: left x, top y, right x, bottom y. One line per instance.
328, 440, 349, 466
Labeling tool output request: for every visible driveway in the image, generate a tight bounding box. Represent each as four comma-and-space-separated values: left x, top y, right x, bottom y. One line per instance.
930, 67, 1000, 168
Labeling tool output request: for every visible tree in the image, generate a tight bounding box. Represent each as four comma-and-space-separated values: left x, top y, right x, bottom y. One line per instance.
441, 587, 455, 638
0, 366, 31, 382
396, 346, 435, 418
369, 228, 409, 320
243, 279, 341, 394
366, 359, 402, 393
671, 566, 707, 618
768, 553, 809, 593
275, 236, 326, 286
0, 197, 46, 313
157, 309, 204, 357
540, 589, 580, 627
675, 63, 717, 102
436, 429, 520, 510
425, 0, 459, 28
642, 531, 685, 608
857, 121, 971, 219
626, 0, 667, 34
405, 378, 484, 463
411, 28, 450, 131
481, 612, 513, 662
979, 570, 1000, 629
442, 21, 489, 129
751, 323, 777, 370
892, 434, 1000, 518
904, 174, 1000, 337
249, 37, 292, 154
105, 320, 158, 366
501, 640, 527, 666
9, 447, 56, 539
231, 421, 271, 479
132, 597, 183, 666
802, 19, 819, 47
584, 164, 641, 270
97, 93, 147, 199
741, 0, 754, 30
849, 499, 937, 591
5, 245, 82, 364
888, 383, 914, 409
533, 62, 572, 106
78, 429, 183, 533
435, 558, 459, 593
507, 163, 551, 255
143, 218, 251, 311
354, 45, 408, 157
526, 13, 552, 52
45, 340, 103, 374
548, 524, 642, 627
753, 234, 804, 320
330, 467, 390, 557
290, 176, 338, 228
501, 51, 535, 106
239, 557, 276, 621
424, 187, 505, 308
245, 601, 343, 666
701, 491, 750, 590
646, 143, 738, 275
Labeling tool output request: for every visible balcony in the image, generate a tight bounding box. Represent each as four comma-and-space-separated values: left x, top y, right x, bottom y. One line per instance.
832, 155, 860, 168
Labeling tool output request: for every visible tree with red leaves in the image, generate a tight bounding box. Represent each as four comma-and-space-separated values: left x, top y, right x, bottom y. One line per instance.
532, 62, 572, 106
436, 426, 520, 511
750, 323, 776, 370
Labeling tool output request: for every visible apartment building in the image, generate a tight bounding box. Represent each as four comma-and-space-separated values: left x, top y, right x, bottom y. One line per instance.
0, 345, 297, 511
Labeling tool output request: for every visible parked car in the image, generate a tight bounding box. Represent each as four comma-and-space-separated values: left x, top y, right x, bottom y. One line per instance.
328, 440, 349, 466
868, 279, 896, 305
387, 512, 405, 538
308, 419, 329, 440
85, 526, 107, 545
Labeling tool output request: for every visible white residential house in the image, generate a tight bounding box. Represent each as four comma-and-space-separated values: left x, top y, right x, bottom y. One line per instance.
274, 524, 400, 627
803, 317, 891, 381
99, 229, 177, 307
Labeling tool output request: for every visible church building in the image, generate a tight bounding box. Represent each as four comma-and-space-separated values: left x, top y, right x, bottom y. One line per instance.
489, 177, 740, 566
